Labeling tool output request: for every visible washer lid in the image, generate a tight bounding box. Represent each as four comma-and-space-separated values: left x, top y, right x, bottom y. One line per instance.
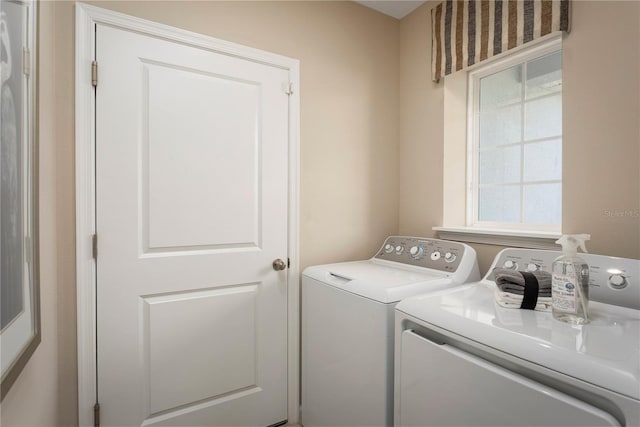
303, 260, 451, 303
396, 282, 640, 400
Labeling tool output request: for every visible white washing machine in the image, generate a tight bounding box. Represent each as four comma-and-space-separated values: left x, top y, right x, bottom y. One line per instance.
395, 248, 640, 426
301, 236, 480, 427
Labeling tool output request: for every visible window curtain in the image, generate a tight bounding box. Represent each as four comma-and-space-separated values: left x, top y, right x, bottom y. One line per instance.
432, 0, 570, 82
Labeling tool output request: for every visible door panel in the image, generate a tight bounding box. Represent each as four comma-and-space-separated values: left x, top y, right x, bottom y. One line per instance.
143, 62, 261, 251
96, 24, 289, 427
144, 284, 259, 414
398, 330, 620, 427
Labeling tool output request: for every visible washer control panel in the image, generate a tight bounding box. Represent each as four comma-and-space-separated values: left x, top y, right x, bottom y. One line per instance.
487, 248, 640, 310
375, 236, 466, 272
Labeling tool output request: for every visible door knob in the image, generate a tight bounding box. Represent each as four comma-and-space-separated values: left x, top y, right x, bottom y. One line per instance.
273, 258, 287, 271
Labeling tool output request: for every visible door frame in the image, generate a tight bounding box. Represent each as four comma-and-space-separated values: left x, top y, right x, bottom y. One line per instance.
74, 4, 300, 426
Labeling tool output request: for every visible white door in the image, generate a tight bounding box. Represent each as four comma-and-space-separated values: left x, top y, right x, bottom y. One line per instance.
95, 24, 290, 427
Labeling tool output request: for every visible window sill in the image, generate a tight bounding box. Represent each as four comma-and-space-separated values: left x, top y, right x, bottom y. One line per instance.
432, 226, 561, 250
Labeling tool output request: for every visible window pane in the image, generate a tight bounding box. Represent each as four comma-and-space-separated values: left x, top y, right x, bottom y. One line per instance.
479, 104, 522, 148
471, 42, 562, 229
479, 146, 521, 185
523, 139, 562, 182
478, 185, 521, 223
524, 94, 562, 140
480, 65, 522, 109
526, 51, 562, 100
524, 183, 561, 224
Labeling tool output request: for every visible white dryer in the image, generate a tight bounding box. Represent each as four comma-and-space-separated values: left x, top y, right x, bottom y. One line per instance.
301, 236, 480, 427
395, 248, 640, 426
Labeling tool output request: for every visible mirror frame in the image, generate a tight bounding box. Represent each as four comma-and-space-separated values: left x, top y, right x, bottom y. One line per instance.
0, 0, 40, 401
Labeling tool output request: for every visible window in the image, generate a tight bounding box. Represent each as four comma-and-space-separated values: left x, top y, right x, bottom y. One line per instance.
468, 40, 562, 232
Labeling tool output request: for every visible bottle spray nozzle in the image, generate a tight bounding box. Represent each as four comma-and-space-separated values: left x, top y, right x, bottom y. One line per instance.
555, 234, 590, 254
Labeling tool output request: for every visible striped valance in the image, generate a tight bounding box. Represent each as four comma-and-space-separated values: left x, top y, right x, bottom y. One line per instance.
432, 0, 570, 81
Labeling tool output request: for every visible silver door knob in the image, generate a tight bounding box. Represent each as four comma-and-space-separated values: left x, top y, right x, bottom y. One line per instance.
273, 258, 287, 271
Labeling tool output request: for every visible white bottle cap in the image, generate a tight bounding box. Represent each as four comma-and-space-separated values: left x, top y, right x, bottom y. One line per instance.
555, 234, 590, 255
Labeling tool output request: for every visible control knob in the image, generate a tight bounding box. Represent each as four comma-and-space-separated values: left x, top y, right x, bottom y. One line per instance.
526, 263, 539, 272
444, 252, 456, 263
609, 274, 627, 289
409, 245, 424, 259
384, 244, 394, 254
503, 260, 518, 270
395, 245, 404, 255
430, 251, 441, 261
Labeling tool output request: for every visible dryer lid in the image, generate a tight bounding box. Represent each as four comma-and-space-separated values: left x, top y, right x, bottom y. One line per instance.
303, 260, 451, 303
396, 282, 640, 400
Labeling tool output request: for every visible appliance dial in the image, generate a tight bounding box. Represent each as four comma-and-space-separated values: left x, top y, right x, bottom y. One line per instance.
526, 263, 539, 272
430, 251, 441, 261
384, 244, 394, 254
395, 245, 404, 255
409, 245, 424, 259
503, 260, 518, 270
444, 252, 456, 263
609, 274, 627, 289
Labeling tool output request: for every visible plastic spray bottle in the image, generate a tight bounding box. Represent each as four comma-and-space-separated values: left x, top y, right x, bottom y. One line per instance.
552, 234, 591, 324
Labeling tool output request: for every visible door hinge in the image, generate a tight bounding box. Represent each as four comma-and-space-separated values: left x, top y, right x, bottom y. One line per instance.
91, 60, 98, 87
92, 234, 98, 259
23, 47, 30, 76
93, 402, 100, 427
285, 81, 293, 96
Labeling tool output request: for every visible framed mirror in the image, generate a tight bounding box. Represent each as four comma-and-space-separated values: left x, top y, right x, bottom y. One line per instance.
1, 0, 39, 400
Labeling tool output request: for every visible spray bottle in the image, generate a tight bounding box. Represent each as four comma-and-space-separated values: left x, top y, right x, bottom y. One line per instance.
552, 234, 591, 324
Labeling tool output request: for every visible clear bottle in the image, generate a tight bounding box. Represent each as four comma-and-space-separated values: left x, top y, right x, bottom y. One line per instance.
551, 234, 590, 324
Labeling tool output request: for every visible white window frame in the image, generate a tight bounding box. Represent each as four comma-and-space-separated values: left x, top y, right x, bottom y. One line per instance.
466, 36, 562, 233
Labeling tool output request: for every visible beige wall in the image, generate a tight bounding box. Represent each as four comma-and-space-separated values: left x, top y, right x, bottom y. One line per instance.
4, 1, 640, 425
562, 0, 640, 259
2, 2, 79, 425
398, 2, 443, 242
398, 1, 640, 274
1, 1, 399, 425
1, 3, 61, 426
